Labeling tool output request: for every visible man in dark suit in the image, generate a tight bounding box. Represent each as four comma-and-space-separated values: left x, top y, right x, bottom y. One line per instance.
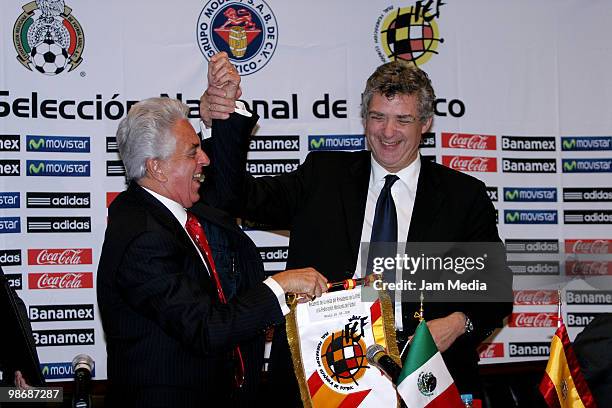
97, 97, 327, 407
200, 56, 512, 404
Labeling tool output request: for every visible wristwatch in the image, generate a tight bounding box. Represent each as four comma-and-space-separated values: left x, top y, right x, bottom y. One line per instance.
464, 315, 474, 334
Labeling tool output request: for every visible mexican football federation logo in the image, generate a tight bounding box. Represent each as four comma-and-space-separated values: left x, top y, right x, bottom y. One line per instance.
197, 0, 278, 75
374, 1, 444, 66
316, 316, 369, 389
13, 0, 84, 75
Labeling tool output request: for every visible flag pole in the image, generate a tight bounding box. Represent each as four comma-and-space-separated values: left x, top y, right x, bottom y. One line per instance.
557, 289, 562, 328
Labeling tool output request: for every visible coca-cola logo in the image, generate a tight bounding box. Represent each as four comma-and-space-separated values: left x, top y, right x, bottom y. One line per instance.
442, 155, 497, 172
29, 272, 93, 289
442, 133, 496, 150
566, 261, 612, 276
565, 239, 611, 254
513, 290, 559, 305
477, 343, 504, 358
508, 312, 557, 327
28, 248, 92, 265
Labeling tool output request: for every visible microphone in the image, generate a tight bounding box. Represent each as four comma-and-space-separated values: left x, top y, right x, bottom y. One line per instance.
366, 344, 401, 383
71, 354, 93, 408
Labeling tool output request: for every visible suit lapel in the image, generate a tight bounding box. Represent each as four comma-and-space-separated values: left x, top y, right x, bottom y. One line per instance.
341, 152, 371, 261
407, 157, 445, 242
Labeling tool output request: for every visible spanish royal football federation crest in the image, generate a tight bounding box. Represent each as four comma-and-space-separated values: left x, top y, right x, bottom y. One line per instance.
13, 0, 84, 75
197, 0, 278, 75
374, 1, 445, 66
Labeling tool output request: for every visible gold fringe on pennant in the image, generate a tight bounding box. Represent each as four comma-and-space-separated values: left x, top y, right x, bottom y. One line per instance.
378, 290, 402, 366
285, 295, 313, 408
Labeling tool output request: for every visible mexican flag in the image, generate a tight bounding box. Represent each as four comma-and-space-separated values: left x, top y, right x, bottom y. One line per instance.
396, 320, 463, 407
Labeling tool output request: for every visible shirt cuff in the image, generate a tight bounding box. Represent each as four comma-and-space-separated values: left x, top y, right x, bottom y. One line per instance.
199, 100, 251, 140
264, 276, 290, 316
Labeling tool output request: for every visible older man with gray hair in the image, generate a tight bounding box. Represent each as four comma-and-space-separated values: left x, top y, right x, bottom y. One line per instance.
97, 97, 327, 407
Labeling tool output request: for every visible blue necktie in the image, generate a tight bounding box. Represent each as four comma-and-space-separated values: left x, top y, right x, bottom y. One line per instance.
366, 175, 399, 275
370, 174, 399, 243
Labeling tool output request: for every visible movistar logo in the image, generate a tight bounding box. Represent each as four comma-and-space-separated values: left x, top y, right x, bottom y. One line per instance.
562, 139, 576, 150
28, 137, 45, 150
564, 161, 577, 172
506, 212, 519, 222
310, 137, 325, 149
505, 190, 519, 200
308, 135, 365, 151
29, 162, 44, 174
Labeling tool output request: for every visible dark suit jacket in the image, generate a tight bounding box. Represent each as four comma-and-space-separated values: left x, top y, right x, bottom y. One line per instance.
97, 183, 283, 407
203, 114, 512, 400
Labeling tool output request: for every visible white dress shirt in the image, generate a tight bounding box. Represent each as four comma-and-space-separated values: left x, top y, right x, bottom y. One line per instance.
354, 156, 421, 330
141, 186, 289, 315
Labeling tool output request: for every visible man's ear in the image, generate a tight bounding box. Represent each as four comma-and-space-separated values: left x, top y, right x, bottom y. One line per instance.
145, 158, 167, 182
421, 116, 433, 134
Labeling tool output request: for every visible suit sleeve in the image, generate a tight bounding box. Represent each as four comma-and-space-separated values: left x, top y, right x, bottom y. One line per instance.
458, 180, 513, 343
202, 112, 317, 227
114, 229, 284, 356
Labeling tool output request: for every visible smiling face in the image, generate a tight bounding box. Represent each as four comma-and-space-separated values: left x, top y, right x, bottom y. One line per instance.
157, 118, 209, 208
364, 92, 432, 173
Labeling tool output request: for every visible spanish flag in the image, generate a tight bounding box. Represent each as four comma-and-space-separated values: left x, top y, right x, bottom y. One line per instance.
539, 323, 597, 408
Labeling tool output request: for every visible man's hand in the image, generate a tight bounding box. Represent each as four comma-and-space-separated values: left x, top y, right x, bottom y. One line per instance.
14, 371, 31, 390
408, 312, 466, 353
271, 267, 328, 301
425, 312, 466, 352
199, 52, 241, 127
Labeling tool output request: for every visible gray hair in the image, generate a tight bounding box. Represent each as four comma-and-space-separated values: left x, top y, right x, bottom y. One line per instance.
116, 97, 189, 181
361, 60, 435, 123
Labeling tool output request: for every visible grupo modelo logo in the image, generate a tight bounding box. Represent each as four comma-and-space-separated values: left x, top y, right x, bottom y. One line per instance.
508, 261, 560, 275
561, 136, 612, 151
29, 271, 93, 289
29, 304, 94, 322
246, 159, 299, 175
0, 217, 21, 234
564, 210, 612, 224
374, 2, 444, 65
28, 248, 92, 265
501, 136, 556, 151
26, 135, 90, 153
196, 0, 278, 75
33, 328, 94, 346
505, 210, 557, 224
0, 192, 20, 208
513, 290, 559, 305
0, 135, 20, 151
562, 158, 612, 173
502, 158, 556, 173
0, 160, 21, 176
508, 312, 557, 328
441, 155, 496, 172
505, 239, 559, 253
26, 160, 90, 177
41, 361, 95, 380
509, 342, 550, 357
13, 0, 84, 75
441, 133, 496, 150
26, 192, 90, 208
477, 343, 504, 359
0, 249, 22, 266
565, 239, 611, 254
27, 216, 91, 233
249, 135, 299, 152
503, 187, 557, 202
563, 188, 612, 202
308, 135, 365, 151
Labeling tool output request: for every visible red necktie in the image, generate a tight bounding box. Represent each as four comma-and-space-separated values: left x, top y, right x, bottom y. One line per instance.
185, 211, 245, 388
